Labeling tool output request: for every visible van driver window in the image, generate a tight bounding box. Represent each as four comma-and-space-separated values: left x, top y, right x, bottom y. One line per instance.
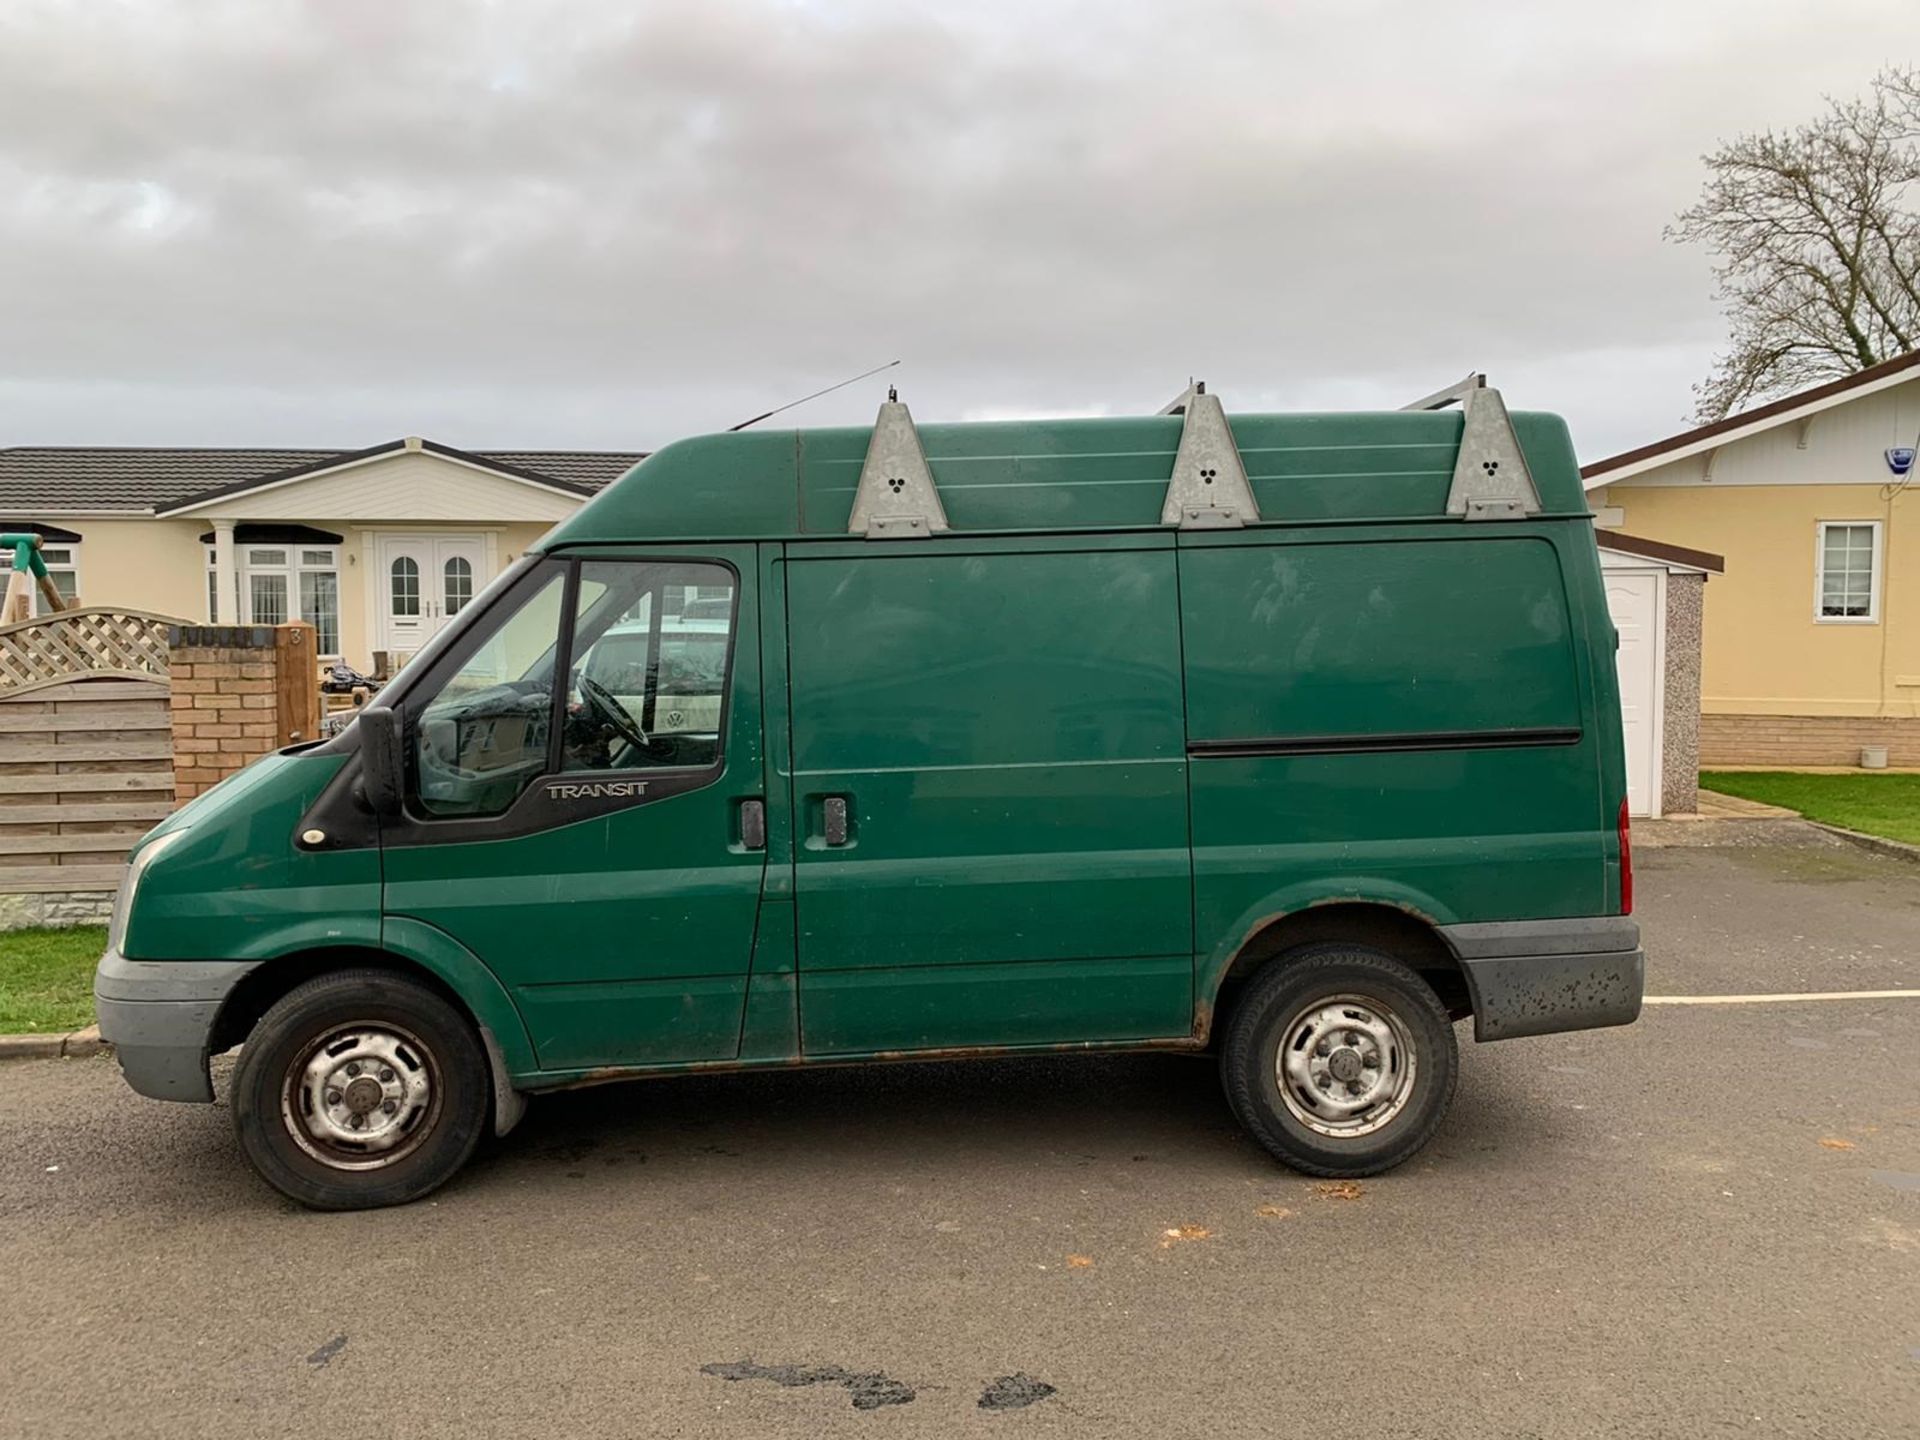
411, 569, 567, 818
560, 560, 736, 774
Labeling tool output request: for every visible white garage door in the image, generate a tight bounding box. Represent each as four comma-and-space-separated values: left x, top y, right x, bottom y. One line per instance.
1606, 572, 1659, 817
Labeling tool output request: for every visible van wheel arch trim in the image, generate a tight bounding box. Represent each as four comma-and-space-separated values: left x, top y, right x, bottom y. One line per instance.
207, 932, 537, 1128
1201, 895, 1464, 1037
375, 916, 541, 1076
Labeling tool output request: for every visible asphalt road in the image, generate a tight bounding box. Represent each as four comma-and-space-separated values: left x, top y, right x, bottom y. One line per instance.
4, 820, 1918, 1438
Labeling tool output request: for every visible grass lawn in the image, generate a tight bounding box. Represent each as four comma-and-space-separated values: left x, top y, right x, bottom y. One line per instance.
1701, 771, 1920, 845
0, 924, 105, 1034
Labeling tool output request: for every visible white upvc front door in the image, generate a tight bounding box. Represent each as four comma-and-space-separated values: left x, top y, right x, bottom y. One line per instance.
376, 534, 487, 659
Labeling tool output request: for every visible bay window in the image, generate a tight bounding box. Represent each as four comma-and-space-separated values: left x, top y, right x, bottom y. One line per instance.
203, 535, 342, 654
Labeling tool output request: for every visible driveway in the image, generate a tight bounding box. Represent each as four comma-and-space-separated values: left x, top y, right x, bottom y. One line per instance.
3, 820, 1917, 1438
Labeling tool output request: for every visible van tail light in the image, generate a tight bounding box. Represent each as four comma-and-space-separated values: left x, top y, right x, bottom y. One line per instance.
1617, 797, 1633, 915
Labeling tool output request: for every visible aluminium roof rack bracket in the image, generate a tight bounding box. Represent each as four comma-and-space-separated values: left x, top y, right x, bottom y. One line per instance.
1403, 373, 1542, 521
848, 390, 950, 539
1160, 382, 1261, 529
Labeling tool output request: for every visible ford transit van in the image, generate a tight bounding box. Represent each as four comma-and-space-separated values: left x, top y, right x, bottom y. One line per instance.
96, 381, 1642, 1209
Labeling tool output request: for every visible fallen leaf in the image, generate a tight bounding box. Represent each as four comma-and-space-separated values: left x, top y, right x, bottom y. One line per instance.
1159, 1224, 1214, 1248
1254, 1204, 1292, 1219
1819, 1137, 1857, 1151
1314, 1181, 1365, 1201
1065, 1254, 1094, 1269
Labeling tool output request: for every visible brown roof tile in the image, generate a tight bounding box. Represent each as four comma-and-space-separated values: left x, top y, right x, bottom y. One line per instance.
0, 442, 650, 514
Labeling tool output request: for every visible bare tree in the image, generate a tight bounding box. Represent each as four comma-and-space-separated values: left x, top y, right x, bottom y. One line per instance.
1670, 68, 1920, 422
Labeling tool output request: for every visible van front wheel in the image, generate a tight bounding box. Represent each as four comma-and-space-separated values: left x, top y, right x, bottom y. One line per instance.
230, 969, 490, 1211
1220, 945, 1458, 1178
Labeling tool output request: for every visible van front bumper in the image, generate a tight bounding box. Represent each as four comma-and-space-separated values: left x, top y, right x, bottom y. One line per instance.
93, 949, 259, 1103
1440, 917, 1644, 1042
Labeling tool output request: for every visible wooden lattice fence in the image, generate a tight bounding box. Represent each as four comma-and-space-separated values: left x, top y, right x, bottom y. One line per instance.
0, 608, 174, 697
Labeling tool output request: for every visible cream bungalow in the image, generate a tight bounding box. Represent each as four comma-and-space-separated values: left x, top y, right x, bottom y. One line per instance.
1585, 349, 1920, 768
0, 438, 644, 671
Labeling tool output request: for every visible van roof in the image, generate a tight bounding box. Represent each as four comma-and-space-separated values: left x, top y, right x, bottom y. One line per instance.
539, 408, 1589, 548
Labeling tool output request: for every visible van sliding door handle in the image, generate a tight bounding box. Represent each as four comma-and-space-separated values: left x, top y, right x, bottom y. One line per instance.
739, 799, 767, 851
822, 796, 850, 847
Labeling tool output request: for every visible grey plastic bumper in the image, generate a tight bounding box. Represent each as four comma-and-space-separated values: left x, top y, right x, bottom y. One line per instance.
1441, 917, 1644, 1043
93, 950, 259, 1102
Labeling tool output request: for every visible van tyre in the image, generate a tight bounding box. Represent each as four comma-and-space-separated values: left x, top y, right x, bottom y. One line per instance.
1221, 945, 1457, 1178
230, 969, 490, 1211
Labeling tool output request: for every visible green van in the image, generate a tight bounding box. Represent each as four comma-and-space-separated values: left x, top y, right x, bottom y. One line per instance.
94, 379, 1642, 1210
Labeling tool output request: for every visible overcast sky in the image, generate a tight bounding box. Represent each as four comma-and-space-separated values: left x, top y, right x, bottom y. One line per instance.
4, 0, 1918, 462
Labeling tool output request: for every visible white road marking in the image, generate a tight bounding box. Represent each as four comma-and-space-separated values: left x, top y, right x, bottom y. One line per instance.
1644, 990, 1920, 1005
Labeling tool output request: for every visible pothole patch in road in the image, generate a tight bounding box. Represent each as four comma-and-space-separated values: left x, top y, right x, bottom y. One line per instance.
700, 1359, 916, 1411
978, 1373, 1057, 1411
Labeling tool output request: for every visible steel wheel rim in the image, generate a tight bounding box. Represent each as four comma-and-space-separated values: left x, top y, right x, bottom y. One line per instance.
280, 1022, 443, 1171
1275, 993, 1418, 1138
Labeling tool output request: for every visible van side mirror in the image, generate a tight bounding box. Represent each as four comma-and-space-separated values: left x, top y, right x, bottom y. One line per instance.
358, 708, 405, 816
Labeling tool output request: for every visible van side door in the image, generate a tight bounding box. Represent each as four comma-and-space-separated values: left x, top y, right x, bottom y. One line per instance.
378, 546, 768, 1073
782, 534, 1194, 1054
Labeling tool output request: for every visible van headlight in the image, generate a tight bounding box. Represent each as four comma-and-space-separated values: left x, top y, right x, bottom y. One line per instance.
108, 829, 191, 956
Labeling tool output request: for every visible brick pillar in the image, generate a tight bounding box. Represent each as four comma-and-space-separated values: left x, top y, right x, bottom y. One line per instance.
168, 622, 322, 802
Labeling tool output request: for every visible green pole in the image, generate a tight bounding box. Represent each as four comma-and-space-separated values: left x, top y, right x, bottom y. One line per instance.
0, 533, 48, 579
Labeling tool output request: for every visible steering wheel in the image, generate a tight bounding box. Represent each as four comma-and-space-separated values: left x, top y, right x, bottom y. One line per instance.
576, 674, 650, 751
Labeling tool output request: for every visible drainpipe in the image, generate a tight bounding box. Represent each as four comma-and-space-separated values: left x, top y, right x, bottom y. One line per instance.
1881, 425, 1920, 720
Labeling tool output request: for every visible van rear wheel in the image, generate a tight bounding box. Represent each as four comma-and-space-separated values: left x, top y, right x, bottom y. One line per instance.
230, 969, 490, 1211
1220, 944, 1457, 1178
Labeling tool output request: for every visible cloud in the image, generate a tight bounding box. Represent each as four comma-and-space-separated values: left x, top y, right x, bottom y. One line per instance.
2, 0, 1917, 457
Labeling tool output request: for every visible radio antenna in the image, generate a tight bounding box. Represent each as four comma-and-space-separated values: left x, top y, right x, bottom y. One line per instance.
728, 358, 903, 431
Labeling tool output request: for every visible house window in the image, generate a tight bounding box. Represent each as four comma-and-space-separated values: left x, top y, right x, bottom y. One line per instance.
300, 565, 340, 655
0, 543, 80, 615
248, 549, 290, 626
443, 556, 474, 615
1816, 521, 1881, 623
664, 582, 732, 621
391, 557, 421, 617
204, 543, 342, 654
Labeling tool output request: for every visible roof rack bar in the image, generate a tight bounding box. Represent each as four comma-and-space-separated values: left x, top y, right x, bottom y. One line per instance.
1405, 374, 1489, 414
1159, 382, 1198, 416
847, 389, 950, 539
1400, 372, 1485, 413
1159, 382, 1261, 530
1403, 371, 1542, 521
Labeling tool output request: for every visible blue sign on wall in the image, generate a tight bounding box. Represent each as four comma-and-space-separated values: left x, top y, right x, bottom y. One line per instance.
1889, 447, 1917, 477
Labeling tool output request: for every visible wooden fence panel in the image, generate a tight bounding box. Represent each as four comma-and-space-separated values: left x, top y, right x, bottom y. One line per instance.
0, 676, 173, 897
